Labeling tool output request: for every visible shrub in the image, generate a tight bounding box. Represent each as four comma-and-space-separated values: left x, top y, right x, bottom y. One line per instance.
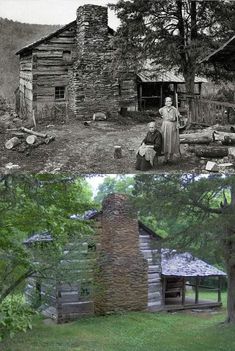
0, 295, 35, 341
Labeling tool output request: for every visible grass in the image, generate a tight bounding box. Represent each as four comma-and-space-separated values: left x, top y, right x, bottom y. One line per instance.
187, 289, 227, 305
2, 292, 235, 351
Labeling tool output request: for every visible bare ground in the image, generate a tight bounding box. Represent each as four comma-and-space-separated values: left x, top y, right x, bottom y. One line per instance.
0, 120, 210, 174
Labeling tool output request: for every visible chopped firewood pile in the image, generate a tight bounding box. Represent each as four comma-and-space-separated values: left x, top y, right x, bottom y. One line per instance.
0, 97, 55, 154
5, 127, 55, 153
180, 124, 235, 172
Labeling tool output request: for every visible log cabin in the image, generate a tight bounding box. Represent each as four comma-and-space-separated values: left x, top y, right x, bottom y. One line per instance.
16, 5, 137, 122
23, 193, 226, 323
16, 4, 208, 123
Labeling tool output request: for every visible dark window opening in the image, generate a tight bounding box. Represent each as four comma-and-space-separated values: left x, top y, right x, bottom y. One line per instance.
80, 283, 92, 299
55, 86, 65, 100
63, 50, 71, 61
88, 242, 96, 252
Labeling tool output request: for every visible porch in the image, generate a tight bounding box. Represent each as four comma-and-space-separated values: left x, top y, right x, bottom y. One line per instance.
161, 250, 226, 311
162, 276, 223, 311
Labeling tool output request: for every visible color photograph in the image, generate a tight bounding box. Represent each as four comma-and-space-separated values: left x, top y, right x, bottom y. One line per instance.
1, 1, 235, 350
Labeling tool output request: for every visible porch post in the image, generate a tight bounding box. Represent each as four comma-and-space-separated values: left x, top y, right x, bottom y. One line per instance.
160, 83, 163, 107
182, 277, 186, 305
195, 276, 199, 304
173, 83, 177, 106
162, 275, 166, 306
139, 84, 143, 111
199, 83, 202, 97
218, 276, 222, 303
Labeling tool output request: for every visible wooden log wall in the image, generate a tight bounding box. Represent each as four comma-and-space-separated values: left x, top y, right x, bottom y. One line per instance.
139, 230, 162, 312
19, 23, 77, 122
19, 54, 33, 119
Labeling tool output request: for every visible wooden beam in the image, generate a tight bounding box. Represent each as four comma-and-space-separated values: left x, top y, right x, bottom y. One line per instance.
182, 277, 186, 305
195, 276, 199, 304
162, 276, 166, 306
139, 84, 143, 111
199, 83, 202, 97
218, 276, 222, 303
160, 83, 163, 107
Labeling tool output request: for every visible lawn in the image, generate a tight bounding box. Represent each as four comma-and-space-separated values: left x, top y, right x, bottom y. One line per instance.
2, 292, 235, 351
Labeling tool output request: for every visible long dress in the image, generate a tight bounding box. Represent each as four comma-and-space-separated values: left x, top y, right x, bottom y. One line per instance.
136, 130, 162, 171
159, 106, 180, 155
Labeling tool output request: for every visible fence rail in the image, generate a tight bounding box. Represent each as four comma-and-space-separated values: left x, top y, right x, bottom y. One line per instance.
185, 95, 235, 125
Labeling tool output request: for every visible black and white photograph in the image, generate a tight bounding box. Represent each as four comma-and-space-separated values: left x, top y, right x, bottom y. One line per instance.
1, 1, 235, 351
0, 0, 234, 173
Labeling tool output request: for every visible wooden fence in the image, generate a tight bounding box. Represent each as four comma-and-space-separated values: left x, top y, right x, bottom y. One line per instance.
185, 95, 235, 125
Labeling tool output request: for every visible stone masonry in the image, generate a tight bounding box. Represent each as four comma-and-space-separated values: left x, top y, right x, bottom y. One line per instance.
71, 5, 137, 119
94, 194, 148, 314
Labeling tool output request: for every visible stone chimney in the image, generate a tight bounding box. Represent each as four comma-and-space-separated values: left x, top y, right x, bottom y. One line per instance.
94, 193, 148, 314
72, 5, 120, 119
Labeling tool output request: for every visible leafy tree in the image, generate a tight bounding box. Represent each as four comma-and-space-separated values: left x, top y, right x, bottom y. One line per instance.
132, 174, 235, 323
94, 175, 134, 204
111, 0, 235, 118
0, 174, 94, 305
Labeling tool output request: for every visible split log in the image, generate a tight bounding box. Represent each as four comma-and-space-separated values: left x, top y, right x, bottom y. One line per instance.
180, 131, 213, 144
213, 131, 235, 143
114, 145, 122, 159
195, 146, 228, 158
26, 135, 37, 145
21, 127, 47, 138
5, 137, 21, 149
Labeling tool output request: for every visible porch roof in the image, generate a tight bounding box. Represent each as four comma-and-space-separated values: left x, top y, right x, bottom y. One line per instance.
137, 70, 207, 84
162, 249, 226, 277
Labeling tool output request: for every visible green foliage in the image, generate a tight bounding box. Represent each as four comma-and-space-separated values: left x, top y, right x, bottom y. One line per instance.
132, 174, 235, 267
94, 175, 134, 204
0, 18, 60, 100
0, 295, 35, 341
0, 175, 94, 305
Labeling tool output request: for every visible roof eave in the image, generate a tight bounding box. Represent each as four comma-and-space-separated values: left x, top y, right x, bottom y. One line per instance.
16, 20, 76, 56
16, 21, 115, 56
201, 35, 235, 64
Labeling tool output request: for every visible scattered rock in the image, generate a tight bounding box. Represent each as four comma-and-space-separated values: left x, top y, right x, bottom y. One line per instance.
93, 112, 107, 121
5, 162, 20, 170
205, 161, 219, 172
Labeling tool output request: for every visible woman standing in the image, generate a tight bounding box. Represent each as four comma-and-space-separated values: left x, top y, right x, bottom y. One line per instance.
159, 97, 180, 164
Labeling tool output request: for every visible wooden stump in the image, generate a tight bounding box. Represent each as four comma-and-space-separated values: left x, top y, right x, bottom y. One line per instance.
5, 137, 21, 149
114, 146, 122, 159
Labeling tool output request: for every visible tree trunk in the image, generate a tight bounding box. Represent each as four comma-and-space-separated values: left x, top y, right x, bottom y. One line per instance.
226, 263, 235, 323
184, 70, 196, 123
224, 182, 235, 323
0, 270, 34, 305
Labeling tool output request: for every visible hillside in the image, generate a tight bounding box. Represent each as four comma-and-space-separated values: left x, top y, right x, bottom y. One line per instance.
0, 18, 61, 101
